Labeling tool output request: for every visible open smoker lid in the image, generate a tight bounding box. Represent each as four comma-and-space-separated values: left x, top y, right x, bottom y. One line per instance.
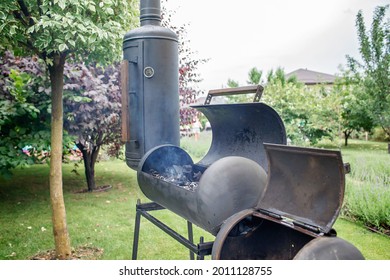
257, 144, 345, 234
193, 103, 286, 171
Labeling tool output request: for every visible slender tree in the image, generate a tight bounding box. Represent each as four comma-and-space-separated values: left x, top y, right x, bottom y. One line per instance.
247, 67, 263, 85
0, 0, 137, 259
346, 5, 390, 141
333, 68, 374, 146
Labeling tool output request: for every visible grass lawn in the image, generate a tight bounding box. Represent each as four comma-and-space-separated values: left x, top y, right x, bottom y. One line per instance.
0, 159, 212, 260
0, 134, 389, 260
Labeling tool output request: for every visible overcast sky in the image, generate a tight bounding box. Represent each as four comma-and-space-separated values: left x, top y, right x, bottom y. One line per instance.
164, 0, 389, 92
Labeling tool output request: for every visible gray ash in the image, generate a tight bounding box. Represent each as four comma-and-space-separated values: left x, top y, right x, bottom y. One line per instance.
149, 164, 203, 191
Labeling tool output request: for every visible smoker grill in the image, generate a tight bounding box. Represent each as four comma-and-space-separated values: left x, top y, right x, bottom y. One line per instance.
122, 0, 364, 260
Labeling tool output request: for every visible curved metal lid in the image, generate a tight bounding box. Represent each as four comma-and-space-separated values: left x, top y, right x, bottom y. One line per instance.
193, 103, 286, 171
258, 144, 345, 233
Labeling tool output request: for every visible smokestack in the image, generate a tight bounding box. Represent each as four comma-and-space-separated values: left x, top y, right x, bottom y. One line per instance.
140, 0, 161, 26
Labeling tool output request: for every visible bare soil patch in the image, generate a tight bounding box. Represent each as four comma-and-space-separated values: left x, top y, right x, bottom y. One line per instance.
30, 246, 104, 260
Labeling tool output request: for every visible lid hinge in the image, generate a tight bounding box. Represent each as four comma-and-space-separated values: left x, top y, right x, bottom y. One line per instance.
258, 209, 282, 220
293, 220, 321, 234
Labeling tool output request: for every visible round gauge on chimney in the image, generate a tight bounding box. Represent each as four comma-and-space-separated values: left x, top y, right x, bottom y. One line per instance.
144, 66, 155, 78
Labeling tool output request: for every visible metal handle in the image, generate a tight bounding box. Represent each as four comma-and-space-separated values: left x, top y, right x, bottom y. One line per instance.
204, 85, 263, 105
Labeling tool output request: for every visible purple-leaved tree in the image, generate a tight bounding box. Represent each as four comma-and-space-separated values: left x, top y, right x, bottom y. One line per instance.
63, 63, 122, 192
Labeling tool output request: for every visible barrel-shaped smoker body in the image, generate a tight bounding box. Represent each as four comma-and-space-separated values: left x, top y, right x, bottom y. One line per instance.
123, 0, 180, 169
137, 101, 287, 235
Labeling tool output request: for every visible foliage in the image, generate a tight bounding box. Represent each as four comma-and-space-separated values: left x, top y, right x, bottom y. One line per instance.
63, 62, 122, 191
0, 0, 137, 64
0, 51, 52, 178
266, 67, 299, 85
332, 68, 374, 145
0, 0, 138, 259
225, 67, 263, 103
346, 5, 390, 138
328, 141, 390, 233
227, 67, 339, 145
0, 50, 121, 191
271, 82, 339, 145
247, 67, 263, 85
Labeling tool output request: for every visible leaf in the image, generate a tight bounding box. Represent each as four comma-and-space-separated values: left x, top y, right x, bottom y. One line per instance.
58, 0, 66, 10
80, 35, 88, 45
106, 8, 114, 15
88, 4, 96, 13
68, 39, 76, 47
59, 43, 68, 52
27, 25, 35, 34
9, 25, 17, 35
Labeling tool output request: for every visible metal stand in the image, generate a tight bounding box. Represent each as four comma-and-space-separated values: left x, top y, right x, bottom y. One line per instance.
132, 200, 213, 260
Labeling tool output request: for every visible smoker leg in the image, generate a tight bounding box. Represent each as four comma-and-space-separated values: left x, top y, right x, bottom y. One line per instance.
197, 237, 205, 260
132, 200, 142, 260
132, 200, 213, 259
187, 221, 195, 260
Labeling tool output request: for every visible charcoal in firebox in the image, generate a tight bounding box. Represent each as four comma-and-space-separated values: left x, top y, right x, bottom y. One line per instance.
148, 164, 203, 191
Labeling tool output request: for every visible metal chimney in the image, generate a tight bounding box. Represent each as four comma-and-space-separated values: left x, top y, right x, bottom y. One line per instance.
122, 0, 180, 170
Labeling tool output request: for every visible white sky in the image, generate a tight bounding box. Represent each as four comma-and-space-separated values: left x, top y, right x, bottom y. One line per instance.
164, 0, 389, 92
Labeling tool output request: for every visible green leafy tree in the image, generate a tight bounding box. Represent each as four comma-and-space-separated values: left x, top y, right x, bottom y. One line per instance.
265, 68, 338, 144
346, 5, 390, 140
0, 51, 53, 178
227, 66, 338, 144
247, 67, 263, 85
225, 67, 262, 103
225, 78, 247, 103
0, 0, 137, 259
333, 68, 374, 146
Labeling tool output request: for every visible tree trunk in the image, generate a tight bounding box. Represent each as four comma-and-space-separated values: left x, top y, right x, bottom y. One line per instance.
76, 142, 100, 192
48, 53, 71, 259
344, 130, 351, 146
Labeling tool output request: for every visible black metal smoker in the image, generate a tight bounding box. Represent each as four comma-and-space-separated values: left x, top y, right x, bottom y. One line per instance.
122, 0, 364, 260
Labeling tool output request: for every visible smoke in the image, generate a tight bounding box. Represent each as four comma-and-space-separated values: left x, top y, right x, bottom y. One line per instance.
149, 164, 203, 191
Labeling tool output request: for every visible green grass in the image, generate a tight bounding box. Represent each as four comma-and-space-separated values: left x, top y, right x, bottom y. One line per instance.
0, 160, 213, 260
0, 135, 389, 260
315, 139, 390, 233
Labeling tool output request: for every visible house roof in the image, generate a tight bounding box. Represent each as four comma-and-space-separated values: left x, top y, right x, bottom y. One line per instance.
285, 68, 336, 85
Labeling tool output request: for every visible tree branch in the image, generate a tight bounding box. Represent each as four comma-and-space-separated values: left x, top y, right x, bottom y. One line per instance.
17, 0, 30, 17
12, 11, 28, 27
37, 0, 44, 16
17, 0, 35, 26
12, 3, 46, 59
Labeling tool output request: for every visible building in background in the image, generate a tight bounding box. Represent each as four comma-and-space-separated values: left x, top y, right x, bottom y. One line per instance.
285, 68, 336, 87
